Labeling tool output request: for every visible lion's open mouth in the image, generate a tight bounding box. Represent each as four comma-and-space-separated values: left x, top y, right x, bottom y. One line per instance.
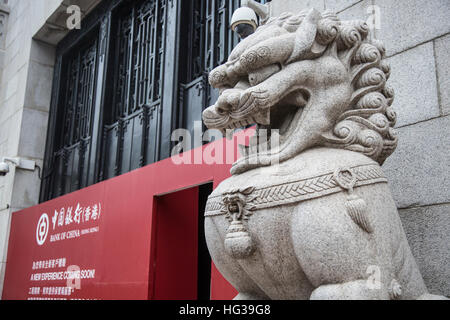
238, 90, 309, 162
205, 88, 310, 167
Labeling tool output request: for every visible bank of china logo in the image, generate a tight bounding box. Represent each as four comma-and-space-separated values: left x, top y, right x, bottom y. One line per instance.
36, 213, 49, 246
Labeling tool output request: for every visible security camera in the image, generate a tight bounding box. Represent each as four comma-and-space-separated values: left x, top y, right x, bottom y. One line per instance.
0, 162, 9, 176
0, 157, 36, 177
230, 7, 258, 39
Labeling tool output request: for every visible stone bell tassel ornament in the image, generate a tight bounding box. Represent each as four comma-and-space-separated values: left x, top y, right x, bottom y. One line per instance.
345, 192, 373, 234
221, 187, 257, 259
334, 168, 373, 234
225, 220, 256, 259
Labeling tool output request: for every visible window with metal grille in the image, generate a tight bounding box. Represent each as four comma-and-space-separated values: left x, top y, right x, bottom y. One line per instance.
178, 0, 268, 140
44, 33, 100, 200
41, 0, 269, 202
101, 0, 166, 180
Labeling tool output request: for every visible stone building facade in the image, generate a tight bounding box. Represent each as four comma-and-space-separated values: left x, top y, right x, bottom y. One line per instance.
0, 0, 449, 299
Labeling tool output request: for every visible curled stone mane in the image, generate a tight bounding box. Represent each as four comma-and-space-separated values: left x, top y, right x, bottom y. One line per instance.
263, 10, 397, 164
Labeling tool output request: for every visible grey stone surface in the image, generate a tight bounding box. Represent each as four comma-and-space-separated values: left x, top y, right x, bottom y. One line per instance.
30, 40, 56, 67
1, 109, 23, 156
337, 0, 371, 24
24, 61, 54, 112
325, 0, 364, 13
0, 0, 9, 12
203, 9, 443, 300
0, 49, 4, 68
33, 24, 67, 46
271, 0, 325, 16
11, 164, 42, 209
0, 63, 28, 124
0, 161, 16, 208
0, 50, 4, 86
4, 66, 18, 101
62, 0, 102, 15
383, 116, 450, 208
45, 3, 83, 29
435, 34, 450, 116
0, 262, 6, 300
386, 42, 440, 127
399, 204, 450, 297
28, 0, 64, 38
17, 108, 49, 159
0, 11, 8, 50
33, 0, 102, 45
374, 0, 450, 56
0, 209, 9, 263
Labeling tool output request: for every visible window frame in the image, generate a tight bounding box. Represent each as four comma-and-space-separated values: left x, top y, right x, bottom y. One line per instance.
41, 0, 270, 202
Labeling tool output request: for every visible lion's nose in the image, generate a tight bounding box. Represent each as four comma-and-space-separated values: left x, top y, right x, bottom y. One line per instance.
202, 105, 231, 130
202, 106, 219, 121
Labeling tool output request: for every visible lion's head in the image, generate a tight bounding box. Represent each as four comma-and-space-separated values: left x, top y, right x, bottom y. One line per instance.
203, 9, 397, 175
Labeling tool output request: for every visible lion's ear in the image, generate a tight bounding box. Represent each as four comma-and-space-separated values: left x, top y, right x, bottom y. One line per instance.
286, 9, 321, 64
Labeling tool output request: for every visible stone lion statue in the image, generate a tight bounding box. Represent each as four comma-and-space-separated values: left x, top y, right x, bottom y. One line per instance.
202, 9, 446, 300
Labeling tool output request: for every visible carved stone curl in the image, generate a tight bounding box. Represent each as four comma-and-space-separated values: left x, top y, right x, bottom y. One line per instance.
203, 8, 447, 300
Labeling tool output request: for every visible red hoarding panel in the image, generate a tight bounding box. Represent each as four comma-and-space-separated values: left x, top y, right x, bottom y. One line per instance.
3, 169, 153, 300
210, 263, 239, 300
2, 129, 255, 300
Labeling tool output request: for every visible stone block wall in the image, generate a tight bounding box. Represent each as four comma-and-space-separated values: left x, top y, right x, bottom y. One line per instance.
0, 1, 9, 87
271, 0, 450, 297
